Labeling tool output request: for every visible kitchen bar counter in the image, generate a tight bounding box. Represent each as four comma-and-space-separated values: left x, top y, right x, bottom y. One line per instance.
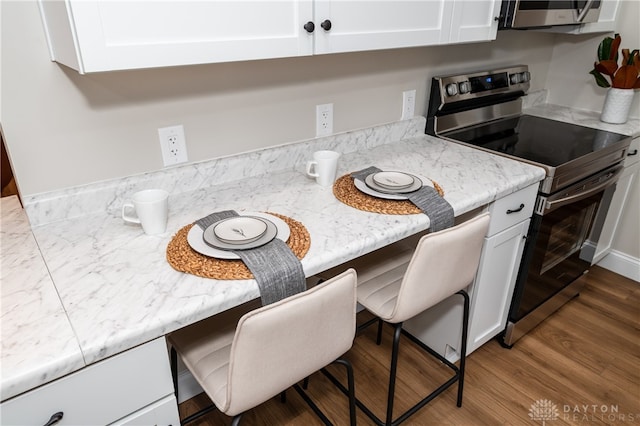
1, 116, 546, 402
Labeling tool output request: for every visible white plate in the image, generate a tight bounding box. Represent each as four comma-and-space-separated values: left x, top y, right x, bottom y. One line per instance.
372, 171, 415, 189
212, 216, 268, 244
354, 174, 433, 200
187, 212, 291, 260
204, 217, 276, 250
365, 173, 423, 194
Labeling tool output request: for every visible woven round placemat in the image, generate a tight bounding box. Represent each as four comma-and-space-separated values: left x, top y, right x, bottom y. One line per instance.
166, 213, 310, 280
333, 174, 445, 215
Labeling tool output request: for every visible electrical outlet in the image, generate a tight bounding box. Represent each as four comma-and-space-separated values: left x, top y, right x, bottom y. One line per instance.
402, 89, 416, 120
316, 103, 333, 137
158, 125, 188, 166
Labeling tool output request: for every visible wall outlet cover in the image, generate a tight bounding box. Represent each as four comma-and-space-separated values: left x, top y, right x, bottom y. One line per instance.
316, 103, 333, 137
158, 125, 188, 166
402, 90, 416, 120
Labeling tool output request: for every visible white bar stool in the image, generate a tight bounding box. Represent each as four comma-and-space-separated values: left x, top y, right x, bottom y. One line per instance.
168, 269, 358, 425
321, 213, 490, 426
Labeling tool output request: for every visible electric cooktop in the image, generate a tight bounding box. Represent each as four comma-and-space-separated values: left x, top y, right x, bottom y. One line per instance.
443, 115, 629, 168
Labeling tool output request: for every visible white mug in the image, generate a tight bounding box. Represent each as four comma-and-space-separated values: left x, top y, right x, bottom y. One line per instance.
122, 189, 169, 235
306, 150, 340, 187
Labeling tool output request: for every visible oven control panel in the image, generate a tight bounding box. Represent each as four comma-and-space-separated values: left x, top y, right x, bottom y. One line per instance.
435, 65, 530, 103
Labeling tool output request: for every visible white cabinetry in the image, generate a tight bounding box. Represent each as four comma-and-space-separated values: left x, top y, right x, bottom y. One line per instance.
313, 0, 499, 54
466, 218, 529, 352
39, 0, 500, 73
39, 0, 314, 73
313, 0, 453, 54
449, 0, 501, 44
0, 338, 179, 426
405, 183, 538, 360
594, 137, 640, 264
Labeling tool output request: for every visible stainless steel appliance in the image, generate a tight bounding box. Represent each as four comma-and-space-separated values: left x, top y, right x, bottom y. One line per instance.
426, 65, 631, 347
498, 0, 602, 29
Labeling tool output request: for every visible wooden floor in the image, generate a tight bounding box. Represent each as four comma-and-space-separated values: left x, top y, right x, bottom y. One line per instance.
178, 266, 640, 425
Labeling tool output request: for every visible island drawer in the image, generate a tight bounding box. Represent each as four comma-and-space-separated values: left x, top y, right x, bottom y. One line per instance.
1, 337, 178, 426
487, 183, 538, 236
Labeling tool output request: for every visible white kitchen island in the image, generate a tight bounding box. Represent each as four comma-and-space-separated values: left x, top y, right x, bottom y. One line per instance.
1, 116, 546, 423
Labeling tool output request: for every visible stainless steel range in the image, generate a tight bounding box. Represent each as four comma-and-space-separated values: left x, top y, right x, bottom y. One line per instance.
426, 65, 632, 346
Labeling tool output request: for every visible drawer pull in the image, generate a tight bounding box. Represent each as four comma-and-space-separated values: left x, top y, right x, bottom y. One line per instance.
628, 149, 638, 156
43, 412, 64, 426
506, 203, 525, 214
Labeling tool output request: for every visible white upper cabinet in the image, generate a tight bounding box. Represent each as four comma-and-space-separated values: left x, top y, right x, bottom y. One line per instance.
39, 0, 501, 73
448, 0, 500, 44
313, 0, 453, 54
39, 0, 314, 73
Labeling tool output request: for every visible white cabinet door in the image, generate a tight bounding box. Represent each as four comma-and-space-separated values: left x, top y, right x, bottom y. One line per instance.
448, 0, 500, 44
467, 219, 529, 354
39, 0, 314, 73
305, 0, 454, 54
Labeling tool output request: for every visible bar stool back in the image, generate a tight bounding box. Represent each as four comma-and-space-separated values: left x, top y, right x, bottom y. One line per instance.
325, 213, 490, 426
168, 268, 358, 425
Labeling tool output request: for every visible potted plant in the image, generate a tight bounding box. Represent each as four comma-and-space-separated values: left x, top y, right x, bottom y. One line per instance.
589, 33, 639, 124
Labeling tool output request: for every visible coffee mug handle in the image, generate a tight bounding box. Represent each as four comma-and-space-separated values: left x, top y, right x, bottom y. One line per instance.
122, 203, 141, 224
306, 160, 319, 178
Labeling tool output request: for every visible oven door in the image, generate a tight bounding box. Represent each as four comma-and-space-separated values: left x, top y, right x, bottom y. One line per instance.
509, 164, 622, 322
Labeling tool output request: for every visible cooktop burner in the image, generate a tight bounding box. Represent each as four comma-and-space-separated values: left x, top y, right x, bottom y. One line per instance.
443, 115, 629, 168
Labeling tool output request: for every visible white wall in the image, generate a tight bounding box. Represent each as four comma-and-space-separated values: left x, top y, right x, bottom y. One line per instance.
1, 0, 557, 196
545, 0, 640, 119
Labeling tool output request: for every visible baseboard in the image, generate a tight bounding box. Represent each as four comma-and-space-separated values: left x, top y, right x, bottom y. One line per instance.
596, 250, 640, 282
177, 369, 204, 403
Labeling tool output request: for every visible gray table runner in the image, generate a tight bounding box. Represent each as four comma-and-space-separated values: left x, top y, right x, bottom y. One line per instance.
351, 166, 454, 232
195, 210, 306, 305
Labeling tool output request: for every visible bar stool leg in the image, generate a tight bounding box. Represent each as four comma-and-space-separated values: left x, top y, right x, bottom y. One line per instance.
386, 322, 403, 426
456, 290, 470, 407
170, 347, 178, 401
333, 359, 357, 426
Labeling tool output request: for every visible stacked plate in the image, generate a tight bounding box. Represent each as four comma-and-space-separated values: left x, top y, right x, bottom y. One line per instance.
187, 212, 290, 259
355, 171, 429, 200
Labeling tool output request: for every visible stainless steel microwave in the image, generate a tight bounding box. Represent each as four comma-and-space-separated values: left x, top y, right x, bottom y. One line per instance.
499, 0, 602, 29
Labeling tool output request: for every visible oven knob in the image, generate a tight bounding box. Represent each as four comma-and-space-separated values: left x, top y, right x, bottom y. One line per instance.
445, 83, 458, 96
510, 73, 522, 84
458, 81, 471, 94
521, 71, 531, 82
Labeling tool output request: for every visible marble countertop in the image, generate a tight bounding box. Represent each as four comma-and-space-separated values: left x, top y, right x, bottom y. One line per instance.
524, 103, 640, 138
2, 116, 547, 402
0, 196, 85, 401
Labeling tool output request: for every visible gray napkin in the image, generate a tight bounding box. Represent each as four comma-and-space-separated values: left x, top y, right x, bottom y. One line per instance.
195, 210, 306, 305
352, 166, 454, 232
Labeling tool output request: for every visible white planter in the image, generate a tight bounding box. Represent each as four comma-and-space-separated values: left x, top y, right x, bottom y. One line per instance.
600, 88, 636, 124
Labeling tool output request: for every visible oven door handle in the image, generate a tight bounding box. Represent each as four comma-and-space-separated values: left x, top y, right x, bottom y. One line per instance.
543, 166, 623, 213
